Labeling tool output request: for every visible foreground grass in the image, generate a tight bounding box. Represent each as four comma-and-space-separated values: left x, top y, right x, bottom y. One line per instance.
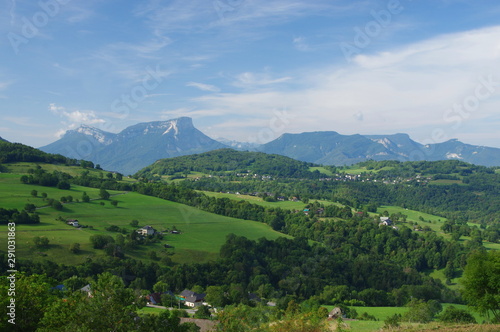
385, 324, 500, 331
322, 304, 492, 331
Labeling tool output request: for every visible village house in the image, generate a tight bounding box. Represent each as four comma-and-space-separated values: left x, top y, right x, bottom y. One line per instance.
379, 216, 393, 226
137, 225, 155, 236
66, 219, 79, 227
179, 289, 206, 307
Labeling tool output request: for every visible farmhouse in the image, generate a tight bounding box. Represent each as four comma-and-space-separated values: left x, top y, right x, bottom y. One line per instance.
379, 216, 393, 226
66, 219, 79, 227
179, 289, 206, 307
137, 225, 155, 236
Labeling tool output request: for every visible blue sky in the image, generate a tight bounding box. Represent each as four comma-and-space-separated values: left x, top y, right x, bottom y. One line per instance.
1, 0, 500, 148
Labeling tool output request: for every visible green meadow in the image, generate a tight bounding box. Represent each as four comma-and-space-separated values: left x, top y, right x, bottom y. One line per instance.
339, 165, 396, 175
375, 205, 500, 250
323, 304, 489, 331
0, 169, 289, 265
309, 166, 334, 176
201, 191, 343, 210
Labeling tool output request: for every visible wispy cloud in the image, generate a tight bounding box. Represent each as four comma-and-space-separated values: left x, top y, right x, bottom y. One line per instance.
293, 36, 311, 52
4, 116, 42, 127
233, 71, 292, 88
50, 103, 105, 124
192, 25, 500, 143
187, 82, 220, 92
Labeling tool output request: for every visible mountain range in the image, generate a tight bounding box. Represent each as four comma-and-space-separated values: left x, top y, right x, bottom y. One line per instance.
257, 132, 500, 167
38, 117, 500, 174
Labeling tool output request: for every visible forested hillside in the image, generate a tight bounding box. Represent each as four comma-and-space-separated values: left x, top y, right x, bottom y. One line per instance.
136, 148, 320, 179
136, 150, 500, 225
0, 139, 79, 166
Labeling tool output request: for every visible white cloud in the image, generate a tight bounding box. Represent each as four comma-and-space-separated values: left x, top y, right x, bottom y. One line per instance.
293, 36, 311, 52
49, 103, 105, 137
233, 72, 292, 88
192, 26, 500, 144
186, 82, 220, 92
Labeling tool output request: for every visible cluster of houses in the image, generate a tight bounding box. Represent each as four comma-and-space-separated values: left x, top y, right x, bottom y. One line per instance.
146, 289, 207, 308
318, 173, 433, 185
145, 289, 265, 309
302, 207, 325, 216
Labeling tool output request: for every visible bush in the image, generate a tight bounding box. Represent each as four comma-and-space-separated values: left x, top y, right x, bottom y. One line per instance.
82, 192, 90, 202
33, 236, 50, 248
194, 305, 211, 319
358, 312, 377, 321
105, 225, 121, 232
51, 200, 63, 211
69, 243, 81, 254
403, 299, 440, 323
89, 234, 114, 249
384, 313, 402, 328
439, 306, 476, 324
24, 203, 36, 213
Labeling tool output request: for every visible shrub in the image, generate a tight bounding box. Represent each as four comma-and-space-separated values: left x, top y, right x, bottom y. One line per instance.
439, 306, 476, 324
384, 313, 402, 328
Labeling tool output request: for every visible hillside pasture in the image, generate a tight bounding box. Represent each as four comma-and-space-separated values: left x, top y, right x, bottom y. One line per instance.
0, 174, 289, 265
201, 191, 344, 211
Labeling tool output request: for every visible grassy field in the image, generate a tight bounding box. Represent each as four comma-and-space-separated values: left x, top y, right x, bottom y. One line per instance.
3, 162, 113, 177
0, 173, 121, 210
338, 165, 396, 175
0, 169, 289, 265
309, 166, 334, 176
201, 191, 344, 211
137, 306, 166, 315
375, 205, 500, 250
323, 304, 491, 331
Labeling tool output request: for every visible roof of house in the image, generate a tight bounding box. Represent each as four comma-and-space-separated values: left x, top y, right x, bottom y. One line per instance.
80, 284, 91, 293
52, 284, 67, 291
179, 289, 206, 303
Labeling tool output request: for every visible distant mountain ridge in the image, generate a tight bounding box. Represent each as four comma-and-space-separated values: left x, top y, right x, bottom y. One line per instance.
40, 117, 227, 174
258, 131, 500, 166
39, 118, 500, 173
